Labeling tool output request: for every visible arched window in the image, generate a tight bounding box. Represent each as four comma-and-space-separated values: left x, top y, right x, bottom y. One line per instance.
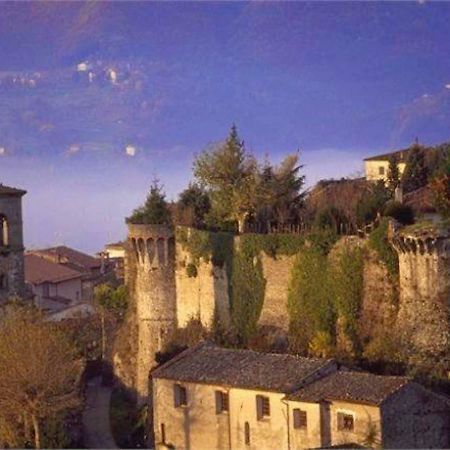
0, 215, 8, 247
157, 238, 165, 266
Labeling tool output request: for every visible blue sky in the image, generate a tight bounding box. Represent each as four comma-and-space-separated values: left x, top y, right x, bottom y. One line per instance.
1, 2, 450, 253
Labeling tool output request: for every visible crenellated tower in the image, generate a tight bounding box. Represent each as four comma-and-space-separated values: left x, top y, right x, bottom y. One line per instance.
392, 229, 450, 359
126, 224, 177, 404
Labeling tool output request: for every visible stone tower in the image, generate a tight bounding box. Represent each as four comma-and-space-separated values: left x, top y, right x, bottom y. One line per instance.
0, 184, 26, 302
392, 230, 449, 359
126, 224, 177, 404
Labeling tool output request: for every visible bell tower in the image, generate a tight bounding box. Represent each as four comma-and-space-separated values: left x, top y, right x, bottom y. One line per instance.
0, 184, 26, 302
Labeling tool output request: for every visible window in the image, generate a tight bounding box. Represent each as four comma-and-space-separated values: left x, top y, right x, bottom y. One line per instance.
244, 422, 250, 446
173, 384, 187, 407
256, 395, 270, 420
160, 423, 166, 444
337, 412, 354, 431
293, 409, 307, 429
378, 166, 385, 176
215, 390, 229, 414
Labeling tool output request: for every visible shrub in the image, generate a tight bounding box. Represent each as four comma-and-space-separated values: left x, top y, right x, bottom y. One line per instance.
287, 248, 335, 354
383, 201, 414, 225
368, 218, 399, 279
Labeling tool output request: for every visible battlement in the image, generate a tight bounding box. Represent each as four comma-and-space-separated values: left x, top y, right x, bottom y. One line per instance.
392, 235, 450, 256
127, 224, 175, 268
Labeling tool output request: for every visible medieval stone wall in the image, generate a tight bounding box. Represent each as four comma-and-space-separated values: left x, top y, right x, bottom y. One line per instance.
393, 233, 450, 360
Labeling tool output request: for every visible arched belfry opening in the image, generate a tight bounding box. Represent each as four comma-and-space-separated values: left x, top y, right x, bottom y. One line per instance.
0, 214, 8, 247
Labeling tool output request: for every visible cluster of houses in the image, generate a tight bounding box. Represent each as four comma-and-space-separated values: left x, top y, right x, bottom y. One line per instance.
152, 343, 450, 449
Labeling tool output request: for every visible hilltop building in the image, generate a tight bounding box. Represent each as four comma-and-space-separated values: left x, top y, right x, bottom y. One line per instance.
151, 343, 450, 450
363, 148, 410, 182
0, 184, 27, 302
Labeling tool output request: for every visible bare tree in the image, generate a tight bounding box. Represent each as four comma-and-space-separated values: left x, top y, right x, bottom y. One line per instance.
0, 306, 83, 448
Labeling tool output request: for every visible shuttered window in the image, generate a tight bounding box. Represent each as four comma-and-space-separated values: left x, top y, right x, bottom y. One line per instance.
256, 395, 270, 420
293, 409, 307, 429
337, 412, 354, 431
173, 384, 187, 407
215, 391, 229, 414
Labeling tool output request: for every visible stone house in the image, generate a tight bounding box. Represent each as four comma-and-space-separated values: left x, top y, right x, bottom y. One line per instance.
27, 245, 109, 301
151, 343, 450, 450
25, 253, 83, 312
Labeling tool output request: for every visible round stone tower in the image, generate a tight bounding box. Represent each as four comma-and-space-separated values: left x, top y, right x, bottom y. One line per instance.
392, 230, 449, 360
126, 224, 177, 404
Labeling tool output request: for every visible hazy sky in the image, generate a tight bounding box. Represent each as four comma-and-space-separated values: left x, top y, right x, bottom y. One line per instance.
1, 2, 450, 253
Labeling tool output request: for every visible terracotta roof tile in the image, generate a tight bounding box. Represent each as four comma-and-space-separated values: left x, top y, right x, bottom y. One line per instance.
25, 254, 82, 284
29, 246, 101, 272
152, 342, 336, 393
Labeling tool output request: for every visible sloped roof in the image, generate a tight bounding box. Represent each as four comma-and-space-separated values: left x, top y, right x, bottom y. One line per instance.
0, 183, 26, 196
29, 246, 101, 272
287, 371, 410, 405
152, 342, 336, 393
363, 147, 411, 162
25, 254, 82, 284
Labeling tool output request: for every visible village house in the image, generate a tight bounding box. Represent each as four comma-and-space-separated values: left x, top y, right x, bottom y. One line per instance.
27, 245, 110, 301
25, 253, 83, 312
151, 343, 450, 450
100, 240, 126, 281
363, 148, 410, 182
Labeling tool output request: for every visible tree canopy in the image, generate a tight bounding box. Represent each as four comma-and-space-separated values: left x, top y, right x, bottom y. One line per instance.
127, 180, 172, 225
0, 306, 82, 448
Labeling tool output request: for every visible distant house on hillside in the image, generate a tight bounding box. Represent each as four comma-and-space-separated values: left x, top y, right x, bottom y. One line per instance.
25, 253, 83, 312
27, 245, 111, 300
364, 148, 410, 182
100, 241, 125, 281
151, 343, 450, 450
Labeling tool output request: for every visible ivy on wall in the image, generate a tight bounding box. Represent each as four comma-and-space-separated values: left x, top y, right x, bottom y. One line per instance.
368, 218, 399, 280
331, 246, 364, 355
287, 247, 335, 356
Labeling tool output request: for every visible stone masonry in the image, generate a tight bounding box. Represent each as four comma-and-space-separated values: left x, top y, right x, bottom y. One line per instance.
0, 185, 26, 302
126, 224, 177, 405
392, 230, 450, 359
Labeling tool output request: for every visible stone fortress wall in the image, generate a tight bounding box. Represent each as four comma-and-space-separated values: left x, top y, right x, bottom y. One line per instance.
117, 223, 450, 401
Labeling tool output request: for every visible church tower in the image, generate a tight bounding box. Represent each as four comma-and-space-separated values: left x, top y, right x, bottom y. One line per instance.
0, 184, 26, 302
126, 223, 177, 404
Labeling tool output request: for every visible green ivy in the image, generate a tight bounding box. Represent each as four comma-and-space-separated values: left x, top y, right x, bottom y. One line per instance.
331, 246, 364, 355
287, 247, 336, 355
368, 218, 399, 279
230, 251, 266, 345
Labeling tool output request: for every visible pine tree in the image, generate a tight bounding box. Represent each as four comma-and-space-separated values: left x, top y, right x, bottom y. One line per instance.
386, 154, 400, 194
127, 179, 172, 224
401, 145, 429, 193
